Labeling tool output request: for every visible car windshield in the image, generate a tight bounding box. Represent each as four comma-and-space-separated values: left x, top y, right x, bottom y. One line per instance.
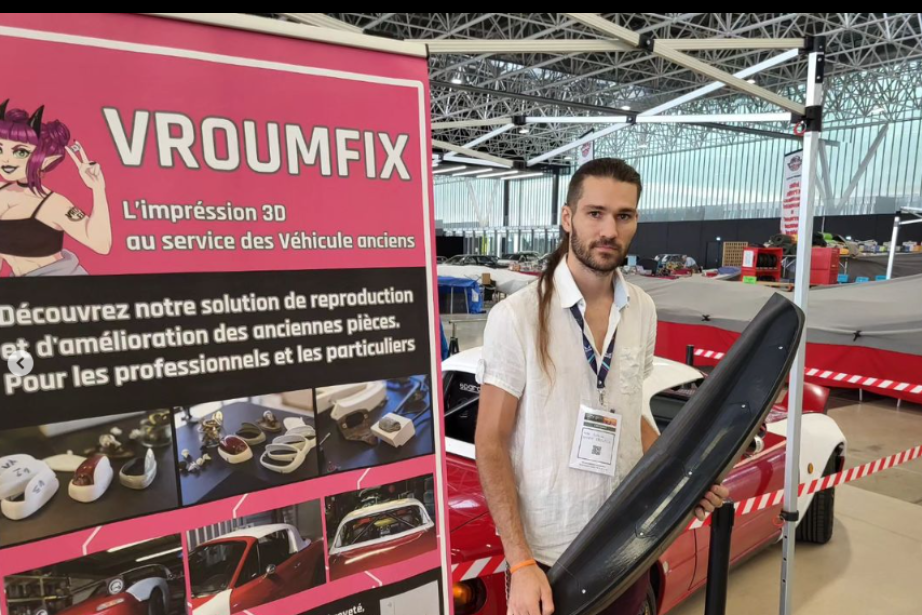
189, 541, 247, 598
338, 506, 426, 547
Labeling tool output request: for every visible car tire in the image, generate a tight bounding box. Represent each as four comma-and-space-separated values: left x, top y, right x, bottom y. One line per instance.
796, 453, 838, 544
148, 589, 166, 615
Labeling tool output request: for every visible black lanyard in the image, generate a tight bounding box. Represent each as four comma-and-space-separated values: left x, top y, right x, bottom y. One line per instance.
569, 305, 616, 404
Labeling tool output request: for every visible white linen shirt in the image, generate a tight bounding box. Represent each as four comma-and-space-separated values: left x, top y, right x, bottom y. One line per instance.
477, 261, 658, 565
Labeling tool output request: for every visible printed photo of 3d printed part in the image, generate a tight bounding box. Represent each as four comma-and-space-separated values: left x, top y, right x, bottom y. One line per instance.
174, 391, 321, 506
316, 377, 436, 476
0, 412, 180, 548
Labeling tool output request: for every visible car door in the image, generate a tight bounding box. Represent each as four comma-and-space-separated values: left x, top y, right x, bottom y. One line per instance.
276, 538, 324, 595
690, 435, 787, 589
230, 532, 301, 609
228, 544, 267, 612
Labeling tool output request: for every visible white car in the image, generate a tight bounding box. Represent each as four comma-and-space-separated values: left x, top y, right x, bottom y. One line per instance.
497, 252, 541, 268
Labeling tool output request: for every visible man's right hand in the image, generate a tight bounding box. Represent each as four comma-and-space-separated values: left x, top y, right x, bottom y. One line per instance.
508, 565, 555, 615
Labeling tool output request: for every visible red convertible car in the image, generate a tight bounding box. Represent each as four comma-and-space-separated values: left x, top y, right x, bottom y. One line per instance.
55, 565, 172, 615
328, 498, 438, 581
443, 348, 847, 615
189, 524, 325, 615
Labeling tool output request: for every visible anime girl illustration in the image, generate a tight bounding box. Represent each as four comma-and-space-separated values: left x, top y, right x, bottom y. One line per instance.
0, 99, 111, 277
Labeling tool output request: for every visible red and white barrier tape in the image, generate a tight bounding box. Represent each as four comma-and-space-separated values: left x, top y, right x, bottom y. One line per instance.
805, 368, 922, 397
693, 348, 922, 398
695, 349, 727, 361
452, 555, 508, 583
687, 444, 922, 530
452, 445, 922, 583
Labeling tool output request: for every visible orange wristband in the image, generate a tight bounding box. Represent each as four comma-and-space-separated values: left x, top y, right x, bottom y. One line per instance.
509, 559, 538, 575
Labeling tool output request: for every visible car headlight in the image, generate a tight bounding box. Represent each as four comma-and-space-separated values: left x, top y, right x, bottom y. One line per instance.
108, 579, 125, 596
453, 580, 486, 615
97, 598, 126, 612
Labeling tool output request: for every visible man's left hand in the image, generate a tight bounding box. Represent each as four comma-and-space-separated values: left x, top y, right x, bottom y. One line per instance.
694, 484, 730, 522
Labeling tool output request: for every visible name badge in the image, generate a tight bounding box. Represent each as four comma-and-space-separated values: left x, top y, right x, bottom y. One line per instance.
569, 405, 622, 477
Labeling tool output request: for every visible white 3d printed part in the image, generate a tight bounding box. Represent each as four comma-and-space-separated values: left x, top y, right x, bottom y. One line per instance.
284, 417, 308, 432
43, 453, 88, 474
120, 449, 158, 490
287, 425, 317, 440
1, 454, 36, 472
0, 455, 41, 500
331, 382, 387, 422
236, 423, 267, 446
273, 434, 315, 453
69, 456, 114, 503
1, 464, 59, 521
260, 442, 308, 474
218, 437, 253, 465
372, 414, 417, 448
316, 383, 368, 413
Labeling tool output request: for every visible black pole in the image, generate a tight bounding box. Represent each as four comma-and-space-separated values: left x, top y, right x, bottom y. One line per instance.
449, 322, 461, 356
503, 179, 511, 229
704, 501, 735, 615
686, 345, 696, 367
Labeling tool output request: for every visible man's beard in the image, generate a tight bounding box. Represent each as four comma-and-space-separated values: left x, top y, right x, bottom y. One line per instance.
570, 223, 629, 274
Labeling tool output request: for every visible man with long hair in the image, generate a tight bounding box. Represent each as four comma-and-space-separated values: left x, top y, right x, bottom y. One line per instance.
475, 159, 728, 615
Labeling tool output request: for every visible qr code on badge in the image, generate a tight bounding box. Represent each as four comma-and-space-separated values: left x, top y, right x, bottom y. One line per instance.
592, 445, 602, 456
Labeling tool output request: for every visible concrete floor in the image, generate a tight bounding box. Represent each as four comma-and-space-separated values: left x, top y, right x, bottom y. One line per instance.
443, 314, 922, 614
828, 393, 922, 507
669, 485, 922, 615
669, 393, 922, 615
